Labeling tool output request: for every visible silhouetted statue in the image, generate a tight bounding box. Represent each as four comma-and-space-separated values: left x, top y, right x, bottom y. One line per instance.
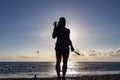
52, 17, 74, 80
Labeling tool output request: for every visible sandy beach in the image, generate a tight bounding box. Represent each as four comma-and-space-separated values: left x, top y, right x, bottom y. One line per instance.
0, 74, 120, 80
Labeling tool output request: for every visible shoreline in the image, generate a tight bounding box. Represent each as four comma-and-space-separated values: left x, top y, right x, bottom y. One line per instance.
0, 74, 120, 80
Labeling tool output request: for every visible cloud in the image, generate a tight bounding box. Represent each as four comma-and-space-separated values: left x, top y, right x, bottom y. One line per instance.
88, 49, 97, 56
70, 48, 120, 58
0, 56, 15, 61
74, 48, 120, 57
19, 56, 29, 59
88, 49, 102, 57
18, 53, 56, 61
116, 48, 120, 54
114, 48, 120, 56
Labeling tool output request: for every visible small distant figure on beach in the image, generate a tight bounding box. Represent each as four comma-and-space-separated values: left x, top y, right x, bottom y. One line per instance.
52, 17, 74, 80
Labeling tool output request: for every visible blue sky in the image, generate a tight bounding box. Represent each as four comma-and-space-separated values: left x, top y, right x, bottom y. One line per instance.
0, 0, 120, 61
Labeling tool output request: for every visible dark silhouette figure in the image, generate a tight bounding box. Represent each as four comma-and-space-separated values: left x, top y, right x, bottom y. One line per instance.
33, 74, 36, 80
52, 17, 74, 80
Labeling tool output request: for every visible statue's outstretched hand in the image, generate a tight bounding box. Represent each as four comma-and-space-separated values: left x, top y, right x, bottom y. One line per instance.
53, 22, 57, 28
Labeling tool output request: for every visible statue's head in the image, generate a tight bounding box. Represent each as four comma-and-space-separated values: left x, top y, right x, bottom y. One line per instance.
58, 17, 66, 27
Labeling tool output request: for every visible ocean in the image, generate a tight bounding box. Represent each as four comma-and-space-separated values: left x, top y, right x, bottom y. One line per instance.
0, 62, 120, 78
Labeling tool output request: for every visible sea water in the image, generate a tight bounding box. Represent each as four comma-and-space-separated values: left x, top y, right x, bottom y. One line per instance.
0, 62, 120, 78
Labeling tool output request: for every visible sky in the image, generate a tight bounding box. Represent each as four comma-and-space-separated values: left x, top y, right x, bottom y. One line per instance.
0, 0, 120, 62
